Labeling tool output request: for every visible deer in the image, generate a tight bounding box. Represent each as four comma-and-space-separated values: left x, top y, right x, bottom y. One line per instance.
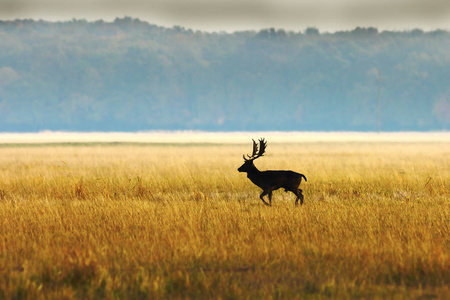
238, 138, 307, 206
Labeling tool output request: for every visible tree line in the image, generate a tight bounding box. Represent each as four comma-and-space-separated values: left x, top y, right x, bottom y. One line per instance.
0, 17, 449, 131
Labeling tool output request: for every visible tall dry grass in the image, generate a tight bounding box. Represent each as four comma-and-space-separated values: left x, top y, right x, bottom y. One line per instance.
0, 142, 449, 299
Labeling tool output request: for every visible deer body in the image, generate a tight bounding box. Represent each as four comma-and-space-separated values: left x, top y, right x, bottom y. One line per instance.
238, 139, 307, 206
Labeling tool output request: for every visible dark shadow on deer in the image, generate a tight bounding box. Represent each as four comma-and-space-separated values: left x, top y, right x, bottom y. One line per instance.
238, 138, 307, 206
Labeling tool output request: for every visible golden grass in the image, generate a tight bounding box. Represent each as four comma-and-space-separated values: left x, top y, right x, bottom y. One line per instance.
0, 142, 449, 299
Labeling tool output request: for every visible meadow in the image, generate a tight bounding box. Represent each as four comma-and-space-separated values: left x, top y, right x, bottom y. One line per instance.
0, 139, 449, 299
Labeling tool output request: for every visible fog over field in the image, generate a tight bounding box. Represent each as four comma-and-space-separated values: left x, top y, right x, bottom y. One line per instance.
0, 131, 448, 144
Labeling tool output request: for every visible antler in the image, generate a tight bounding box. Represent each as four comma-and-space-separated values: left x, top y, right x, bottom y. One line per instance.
243, 138, 267, 161
258, 138, 267, 157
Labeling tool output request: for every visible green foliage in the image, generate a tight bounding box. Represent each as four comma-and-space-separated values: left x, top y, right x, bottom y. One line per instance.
0, 18, 449, 131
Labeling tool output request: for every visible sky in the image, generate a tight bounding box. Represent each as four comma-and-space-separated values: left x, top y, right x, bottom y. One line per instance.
1, 0, 450, 33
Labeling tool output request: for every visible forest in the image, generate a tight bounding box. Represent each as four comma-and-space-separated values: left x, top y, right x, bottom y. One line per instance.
0, 17, 449, 131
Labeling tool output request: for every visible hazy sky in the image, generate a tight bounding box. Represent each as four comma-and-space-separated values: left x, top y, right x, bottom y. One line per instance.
1, 0, 450, 32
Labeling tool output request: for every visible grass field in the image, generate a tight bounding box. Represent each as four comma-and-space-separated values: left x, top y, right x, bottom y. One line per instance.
0, 138, 449, 299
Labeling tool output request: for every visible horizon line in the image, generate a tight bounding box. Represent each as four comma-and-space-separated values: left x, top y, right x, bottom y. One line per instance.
0, 131, 448, 144
1, 17, 449, 34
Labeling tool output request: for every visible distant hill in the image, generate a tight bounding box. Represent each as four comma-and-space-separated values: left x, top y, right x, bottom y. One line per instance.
0, 18, 449, 132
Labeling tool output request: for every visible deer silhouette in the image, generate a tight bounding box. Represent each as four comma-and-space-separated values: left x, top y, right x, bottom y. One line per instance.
238, 138, 307, 206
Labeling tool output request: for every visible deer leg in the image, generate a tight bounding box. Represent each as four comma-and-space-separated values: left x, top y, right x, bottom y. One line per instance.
259, 191, 271, 206
294, 189, 304, 206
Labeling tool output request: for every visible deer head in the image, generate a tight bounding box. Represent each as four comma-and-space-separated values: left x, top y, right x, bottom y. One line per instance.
238, 138, 267, 172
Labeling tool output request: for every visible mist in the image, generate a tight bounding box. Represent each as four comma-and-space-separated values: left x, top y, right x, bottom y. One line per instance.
0, 19, 449, 132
